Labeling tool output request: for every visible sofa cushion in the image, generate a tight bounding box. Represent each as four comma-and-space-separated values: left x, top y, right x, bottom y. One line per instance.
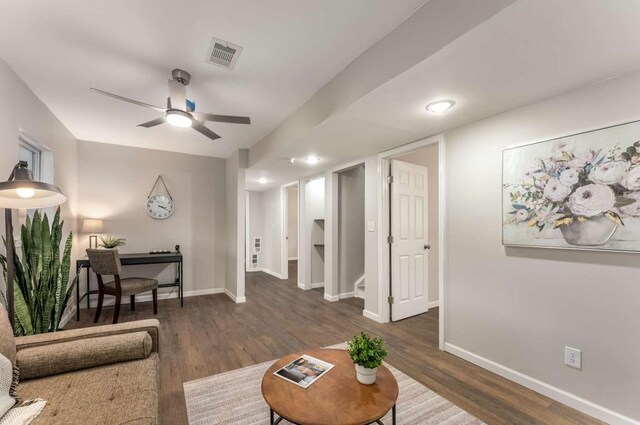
17, 332, 152, 380
17, 354, 159, 425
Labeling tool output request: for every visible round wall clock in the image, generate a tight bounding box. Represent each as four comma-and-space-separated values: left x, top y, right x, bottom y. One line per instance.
146, 194, 174, 219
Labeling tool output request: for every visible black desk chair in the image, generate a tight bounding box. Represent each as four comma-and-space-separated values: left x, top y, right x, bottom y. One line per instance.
86, 249, 158, 324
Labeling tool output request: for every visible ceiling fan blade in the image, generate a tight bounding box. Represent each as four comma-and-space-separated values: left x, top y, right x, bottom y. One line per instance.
192, 121, 221, 141
191, 112, 251, 125
90, 88, 166, 112
137, 116, 166, 128
168, 80, 186, 111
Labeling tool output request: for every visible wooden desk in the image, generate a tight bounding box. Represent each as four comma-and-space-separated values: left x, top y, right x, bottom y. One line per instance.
75, 252, 183, 321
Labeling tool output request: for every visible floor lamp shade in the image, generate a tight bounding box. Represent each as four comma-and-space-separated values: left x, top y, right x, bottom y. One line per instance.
0, 161, 67, 331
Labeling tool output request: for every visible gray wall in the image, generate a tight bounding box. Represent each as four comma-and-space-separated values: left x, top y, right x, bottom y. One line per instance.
444, 72, 640, 420
338, 165, 365, 295
287, 186, 298, 259
395, 144, 439, 303
0, 59, 79, 317
77, 140, 226, 298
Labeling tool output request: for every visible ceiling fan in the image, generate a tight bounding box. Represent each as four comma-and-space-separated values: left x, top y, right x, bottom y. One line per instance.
90, 69, 251, 141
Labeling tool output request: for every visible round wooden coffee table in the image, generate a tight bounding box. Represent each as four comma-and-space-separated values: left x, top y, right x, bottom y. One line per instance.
261, 349, 398, 425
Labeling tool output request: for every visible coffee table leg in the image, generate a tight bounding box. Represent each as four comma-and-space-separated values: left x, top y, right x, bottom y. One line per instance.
270, 409, 274, 424
392, 404, 396, 425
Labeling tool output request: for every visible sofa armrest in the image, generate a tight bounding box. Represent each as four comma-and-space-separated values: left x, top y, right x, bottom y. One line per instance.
15, 319, 160, 354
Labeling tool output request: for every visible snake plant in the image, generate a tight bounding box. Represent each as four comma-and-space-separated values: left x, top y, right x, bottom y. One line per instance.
0, 207, 76, 336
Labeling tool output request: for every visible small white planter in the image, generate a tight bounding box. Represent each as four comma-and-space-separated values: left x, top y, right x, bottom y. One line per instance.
355, 364, 378, 385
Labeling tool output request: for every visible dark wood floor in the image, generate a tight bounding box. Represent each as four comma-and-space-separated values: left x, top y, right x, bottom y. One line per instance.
67, 261, 602, 425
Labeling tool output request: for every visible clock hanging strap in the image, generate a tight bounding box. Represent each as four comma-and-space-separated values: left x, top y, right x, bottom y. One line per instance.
147, 175, 173, 201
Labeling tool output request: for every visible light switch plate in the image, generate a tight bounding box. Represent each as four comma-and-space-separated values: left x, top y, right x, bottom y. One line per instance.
367, 221, 376, 232
565, 346, 582, 370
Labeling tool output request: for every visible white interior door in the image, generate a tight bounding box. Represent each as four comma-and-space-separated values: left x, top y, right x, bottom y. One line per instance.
390, 159, 429, 321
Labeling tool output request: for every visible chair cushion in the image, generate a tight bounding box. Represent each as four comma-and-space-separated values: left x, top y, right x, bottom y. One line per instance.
17, 332, 152, 380
17, 354, 159, 425
104, 278, 158, 296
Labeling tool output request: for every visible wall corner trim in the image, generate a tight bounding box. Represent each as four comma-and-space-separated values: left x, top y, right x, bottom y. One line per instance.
324, 293, 339, 302
444, 343, 639, 425
261, 268, 286, 280
427, 300, 439, 309
362, 309, 382, 323
225, 288, 247, 303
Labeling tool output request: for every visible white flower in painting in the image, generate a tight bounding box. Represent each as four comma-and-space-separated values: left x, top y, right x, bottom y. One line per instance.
535, 205, 563, 225
621, 166, 640, 191
512, 209, 529, 223
625, 191, 640, 200
552, 139, 575, 159
589, 160, 630, 185
568, 184, 615, 217
619, 201, 640, 217
543, 178, 571, 202
569, 150, 595, 168
559, 168, 579, 186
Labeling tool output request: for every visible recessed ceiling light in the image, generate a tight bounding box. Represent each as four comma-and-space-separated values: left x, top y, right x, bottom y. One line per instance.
306, 155, 320, 165
258, 177, 268, 185
283, 157, 295, 164
426, 99, 455, 114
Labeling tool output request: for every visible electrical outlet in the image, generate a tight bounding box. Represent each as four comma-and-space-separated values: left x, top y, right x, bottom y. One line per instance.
367, 221, 376, 232
565, 346, 582, 370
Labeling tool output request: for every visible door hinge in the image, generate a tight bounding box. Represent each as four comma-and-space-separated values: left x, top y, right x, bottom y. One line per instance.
387, 175, 394, 184
387, 235, 393, 244
388, 296, 394, 304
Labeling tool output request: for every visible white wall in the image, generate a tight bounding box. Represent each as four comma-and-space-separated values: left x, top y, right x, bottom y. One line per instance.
287, 186, 298, 259
225, 149, 248, 302
0, 59, 79, 317
262, 187, 283, 276
338, 165, 365, 295
306, 178, 326, 285
444, 72, 640, 422
395, 145, 439, 304
77, 140, 226, 301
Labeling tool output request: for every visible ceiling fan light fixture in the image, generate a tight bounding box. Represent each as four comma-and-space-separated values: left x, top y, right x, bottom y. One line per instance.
306, 155, 320, 165
166, 110, 193, 128
426, 99, 456, 114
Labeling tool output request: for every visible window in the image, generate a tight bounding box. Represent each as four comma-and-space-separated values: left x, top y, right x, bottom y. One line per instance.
18, 138, 41, 181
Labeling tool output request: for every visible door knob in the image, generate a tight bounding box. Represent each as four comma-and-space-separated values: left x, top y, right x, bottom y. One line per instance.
424, 245, 431, 250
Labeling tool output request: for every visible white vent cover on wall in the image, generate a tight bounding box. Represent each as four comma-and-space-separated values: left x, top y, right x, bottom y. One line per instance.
251, 254, 259, 269
253, 238, 261, 253
206, 37, 243, 70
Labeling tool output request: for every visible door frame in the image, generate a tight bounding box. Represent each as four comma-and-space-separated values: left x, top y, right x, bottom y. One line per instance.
281, 181, 300, 281
377, 134, 446, 350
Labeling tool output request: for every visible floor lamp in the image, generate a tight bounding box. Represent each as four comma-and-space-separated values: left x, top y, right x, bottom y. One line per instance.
0, 161, 66, 330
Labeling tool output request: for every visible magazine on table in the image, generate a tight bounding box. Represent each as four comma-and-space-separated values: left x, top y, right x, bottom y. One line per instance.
273, 354, 335, 388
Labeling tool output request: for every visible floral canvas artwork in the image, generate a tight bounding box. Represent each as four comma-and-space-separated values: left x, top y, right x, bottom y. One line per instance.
503, 120, 640, 252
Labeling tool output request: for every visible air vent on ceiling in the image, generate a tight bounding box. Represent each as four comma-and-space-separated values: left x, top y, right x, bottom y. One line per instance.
206, 37, 243, 70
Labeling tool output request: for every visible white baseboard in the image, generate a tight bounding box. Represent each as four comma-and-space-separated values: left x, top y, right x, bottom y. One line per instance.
363, 309, 382, 323
297, 283, 311, 290
82, 287, 225, 308
444, 343, 639, 425
261, 268, 286, 280
288, 257, 298, 261
324, 293, 339, 302
339, 291, 355, 299
428, 300, 439, 309
224, 288, 246, 303
311, 282, 324, 289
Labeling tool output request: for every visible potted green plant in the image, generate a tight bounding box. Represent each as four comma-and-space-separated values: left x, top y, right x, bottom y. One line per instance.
347, 332, 388, 385
98, 235, 126, 249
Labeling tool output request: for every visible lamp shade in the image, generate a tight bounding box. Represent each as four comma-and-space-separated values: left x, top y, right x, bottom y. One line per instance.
82, 219, 104, 234
0, 162, 66, 209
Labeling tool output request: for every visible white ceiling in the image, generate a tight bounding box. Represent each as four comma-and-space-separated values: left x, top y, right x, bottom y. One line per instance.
0, 0, 426, 158
246, 0, 640, 190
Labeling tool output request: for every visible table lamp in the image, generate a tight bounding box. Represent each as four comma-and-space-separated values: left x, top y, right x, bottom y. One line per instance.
82, 219, 104, 249
0, 161, 66, 330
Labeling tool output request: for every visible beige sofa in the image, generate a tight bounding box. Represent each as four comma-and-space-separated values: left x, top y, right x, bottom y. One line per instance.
0, 305, 160, 424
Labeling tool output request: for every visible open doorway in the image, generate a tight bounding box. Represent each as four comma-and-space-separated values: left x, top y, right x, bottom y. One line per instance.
282, 183, 299, 282
337, 164, 366, 301
378, 136, 443, 339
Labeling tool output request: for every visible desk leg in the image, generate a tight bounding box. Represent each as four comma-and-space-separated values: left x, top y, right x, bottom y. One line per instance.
76, 264, 81, 321
180, 258, 184, 307
86, 266, 91, 310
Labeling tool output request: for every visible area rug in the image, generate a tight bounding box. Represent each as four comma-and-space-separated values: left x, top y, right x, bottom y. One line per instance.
184, 347, 484, 425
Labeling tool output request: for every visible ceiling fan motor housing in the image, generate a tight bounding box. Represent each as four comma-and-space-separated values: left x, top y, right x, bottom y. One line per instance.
171, 69, 191, 86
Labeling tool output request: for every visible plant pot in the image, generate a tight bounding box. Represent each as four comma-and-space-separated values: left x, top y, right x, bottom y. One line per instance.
355, 364, 377, 385
559, 215, 618, 246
